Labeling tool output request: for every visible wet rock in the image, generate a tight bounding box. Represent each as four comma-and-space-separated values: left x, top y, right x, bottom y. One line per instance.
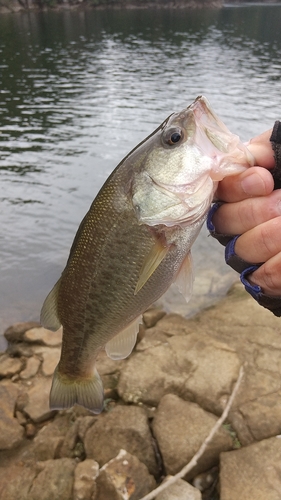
24, 326, 62, 346
155, 478, 202, 500
153, 394, 233, 479
0, 353, 23, 378
84, 405, 158, 476
95, 449, 156, 500
73, 459, 99, 500
0, 465, 37, 500
118, 332, 240, 414
20, 356, 41, 379
220, 436, 281, 500
23, 377, 55, 423
0, 380, 24, 450
29, 458, 76, 500
4, 321, 41, 343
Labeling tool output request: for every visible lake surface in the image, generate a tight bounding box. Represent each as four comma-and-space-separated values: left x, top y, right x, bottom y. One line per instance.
0, 3, 281, 347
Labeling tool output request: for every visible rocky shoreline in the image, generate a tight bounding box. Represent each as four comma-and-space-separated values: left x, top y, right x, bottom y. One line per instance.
1, 281, 281, 499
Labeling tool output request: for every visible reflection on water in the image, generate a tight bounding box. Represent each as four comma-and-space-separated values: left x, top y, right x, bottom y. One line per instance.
0, 4, 281, 345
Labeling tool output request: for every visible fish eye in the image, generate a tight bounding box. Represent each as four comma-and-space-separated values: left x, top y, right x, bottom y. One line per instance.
163, 128, 183, 146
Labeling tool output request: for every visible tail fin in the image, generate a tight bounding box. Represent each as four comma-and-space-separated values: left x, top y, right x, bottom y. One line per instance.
49, 366, 104, 414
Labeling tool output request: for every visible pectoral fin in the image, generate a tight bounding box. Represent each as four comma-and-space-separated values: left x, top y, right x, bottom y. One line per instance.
40, 278, 62, 332
173, 251, 194, 303
134, 240, 169, 295
105, 315, 142, 360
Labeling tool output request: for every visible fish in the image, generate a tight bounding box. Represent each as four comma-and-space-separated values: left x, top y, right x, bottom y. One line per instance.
40, 96, 254, 414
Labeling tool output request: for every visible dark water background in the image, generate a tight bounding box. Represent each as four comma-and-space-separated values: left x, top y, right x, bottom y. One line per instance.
0, 3, 281, 347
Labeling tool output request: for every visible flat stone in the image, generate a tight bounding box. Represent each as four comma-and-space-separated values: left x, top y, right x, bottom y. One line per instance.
84, 405, 158, 476
29, 458, 76, 500
23, 377, 55, 423
20, 356, 41, 379
118, 332, 240, 414
0, 353, 23, 378
73, 459, 99, 500
220, 436, 281, 500
153, 394, 233, 480
0, 465, 37, 500
96, 449, 156, 500
4, 321, 41, 343
155, 478, 202, 500
24, 326, 62, 346
0, 380, 24, 450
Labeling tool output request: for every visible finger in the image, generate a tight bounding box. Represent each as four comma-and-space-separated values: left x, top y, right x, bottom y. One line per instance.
235, 217, 281, 263
248, 253, 281, 296
212, 190, 281, 235
246, 129, 275, 169
216, 166, 274, 202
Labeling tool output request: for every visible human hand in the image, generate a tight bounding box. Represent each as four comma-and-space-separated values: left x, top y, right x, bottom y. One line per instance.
212, 129, 281, 297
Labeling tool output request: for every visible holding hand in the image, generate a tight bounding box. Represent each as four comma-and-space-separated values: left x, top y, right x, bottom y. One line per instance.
209, 127, 281, 313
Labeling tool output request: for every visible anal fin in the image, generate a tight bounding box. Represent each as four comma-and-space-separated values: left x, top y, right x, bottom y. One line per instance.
105, 315, 142, 360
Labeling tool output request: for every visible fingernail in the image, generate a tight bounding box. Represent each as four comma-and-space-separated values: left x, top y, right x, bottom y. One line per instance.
241, 173, 266, 196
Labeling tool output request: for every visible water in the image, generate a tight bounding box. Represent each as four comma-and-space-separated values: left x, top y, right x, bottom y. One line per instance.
0, 3, 281, 347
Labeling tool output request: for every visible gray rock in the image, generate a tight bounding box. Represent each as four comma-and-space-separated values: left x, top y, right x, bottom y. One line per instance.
142, 308, 166, 328
153, 394, 233, 479
4, 321, 41, 343
0, 380, 24, 450
0, 353, 23, 378
73, 459, 99, 500
20, 356, 41, 379
29, 458, 76, 500
0, 465, 37, 500
155, 478, 202, 500
118, 332, 240, 415
220, 436, 281, 500
95, 449, 156, 500
23, 377, 56, 423
40, 347, 61, 376
24, 326, 62, 346
84, 405, 158, 476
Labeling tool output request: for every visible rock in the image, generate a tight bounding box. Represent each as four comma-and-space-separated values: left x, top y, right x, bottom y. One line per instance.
220, 436, 281, 500
23, 377, 56, 423
0, 353, 23, 378
118, 332, 240, 414
0, 380, 24, 450
0, 465, 37, 500
4, 321, 41, 343
24, 326, 62, 346
142, 308, 166, 328
20, 356, 41, 379
31, 413, 80, 460
155, 478, 202, 500
95, 449, 156, 500
29, 458, 76, 500
40, 347, 61, 376
152, 394, 233, 479
73, 459, 99, 500
84, 405, 158, 476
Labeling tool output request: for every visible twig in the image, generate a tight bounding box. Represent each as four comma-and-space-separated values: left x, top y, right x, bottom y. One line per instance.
139, 365, 244, 500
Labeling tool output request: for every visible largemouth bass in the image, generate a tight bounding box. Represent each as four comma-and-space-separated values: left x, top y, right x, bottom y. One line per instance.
41, 96, 253, 413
